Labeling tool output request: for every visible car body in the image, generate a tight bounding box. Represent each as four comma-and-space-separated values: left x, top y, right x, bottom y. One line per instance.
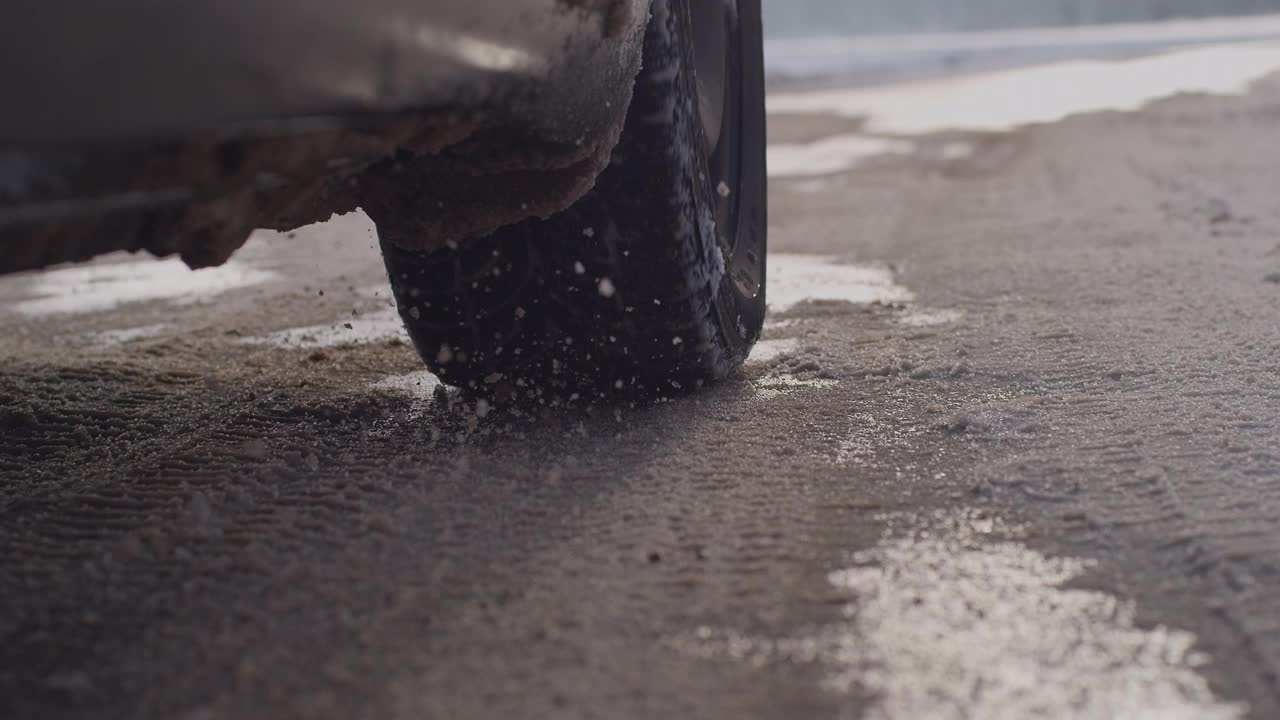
1, 0, 769, 396
0, 0, 650, 273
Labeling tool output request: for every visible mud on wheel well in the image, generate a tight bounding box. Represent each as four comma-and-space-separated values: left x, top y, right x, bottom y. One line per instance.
0, 106, 628, 276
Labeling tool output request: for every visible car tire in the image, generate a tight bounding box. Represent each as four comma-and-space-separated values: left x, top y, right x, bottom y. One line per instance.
378, 0, 767, 400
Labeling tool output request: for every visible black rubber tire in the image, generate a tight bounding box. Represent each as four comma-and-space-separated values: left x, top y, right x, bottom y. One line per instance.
379, 0, 767, 400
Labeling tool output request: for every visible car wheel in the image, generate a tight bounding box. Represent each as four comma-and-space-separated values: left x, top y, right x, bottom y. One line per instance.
379, 0, 766, 400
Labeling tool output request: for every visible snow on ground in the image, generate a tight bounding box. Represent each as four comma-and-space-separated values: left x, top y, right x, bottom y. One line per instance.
769, 42, 1280, 135
766, 255, 914, 312
672, 510, 1247, 720
10, 258, 277, 316
768, 25, 1280, 177
766, 14, 1280, 83
249, 306, 404, 349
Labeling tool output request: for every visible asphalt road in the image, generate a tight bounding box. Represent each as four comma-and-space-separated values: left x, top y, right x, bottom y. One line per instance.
3, 51, 1280, 720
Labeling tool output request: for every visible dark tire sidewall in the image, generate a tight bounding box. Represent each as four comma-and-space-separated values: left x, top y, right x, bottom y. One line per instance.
378, 0, 769, 397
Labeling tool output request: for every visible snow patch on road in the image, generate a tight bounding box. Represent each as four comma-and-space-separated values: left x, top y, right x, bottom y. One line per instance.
835, 411, 924, 465
249, 306, 404, 348
769, 255, 914, 313
673, 509, 1246, 720
82, 323, 172, 348
748, 338, 800, 366
898, 308, 964, 327
766, 14, 1280, 84
769, 137, 979, 177
769, 136, 914, 178
11, 259, 276, 316
752, 375, 839, 400
781, 178, 836, 194
373, 370, 444, 419
939, 142, 976, 161
370, 371, 446, 419
764, 255, 963, 333
374, 370, 442, 397
770, 42, 1280, 136
767, 41, 1280, 177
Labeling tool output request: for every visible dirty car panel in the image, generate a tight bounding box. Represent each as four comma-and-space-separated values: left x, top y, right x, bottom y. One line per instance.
0, 0, 650, 273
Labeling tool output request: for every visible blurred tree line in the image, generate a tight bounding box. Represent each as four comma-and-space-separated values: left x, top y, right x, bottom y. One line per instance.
764, 0, 1280, 35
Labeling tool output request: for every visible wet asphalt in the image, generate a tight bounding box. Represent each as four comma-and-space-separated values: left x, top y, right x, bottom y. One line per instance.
3, 48, 1280, 719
